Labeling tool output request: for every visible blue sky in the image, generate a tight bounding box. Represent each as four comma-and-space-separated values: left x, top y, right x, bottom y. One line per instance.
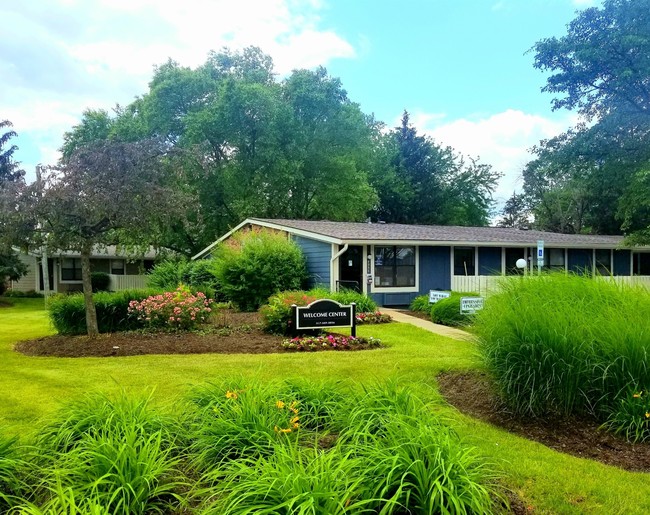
1, 0, 596, 204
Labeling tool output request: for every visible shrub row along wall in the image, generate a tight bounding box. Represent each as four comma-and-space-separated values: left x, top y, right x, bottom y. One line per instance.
48, 289, 162, 335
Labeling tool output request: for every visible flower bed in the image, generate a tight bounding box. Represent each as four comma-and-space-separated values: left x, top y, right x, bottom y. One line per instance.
282, 333, 382, 351
127, 286, 213, 331
355, 311, 392, 324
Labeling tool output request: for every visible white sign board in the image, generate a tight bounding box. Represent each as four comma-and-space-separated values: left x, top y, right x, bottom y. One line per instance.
429, 290, 451, 304
537, 240, 544, 267
460, 296, 484, 315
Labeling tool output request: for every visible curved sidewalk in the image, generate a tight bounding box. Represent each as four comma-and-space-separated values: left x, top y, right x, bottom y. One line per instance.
380, 308, 475, 341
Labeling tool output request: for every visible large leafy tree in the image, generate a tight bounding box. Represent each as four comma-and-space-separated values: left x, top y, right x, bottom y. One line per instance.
532, 0, 650, 120
524, 0, 650, 239
28, 139, 185, 336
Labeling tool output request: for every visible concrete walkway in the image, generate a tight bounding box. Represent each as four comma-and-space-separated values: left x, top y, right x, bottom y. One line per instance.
380, 308, 475, 341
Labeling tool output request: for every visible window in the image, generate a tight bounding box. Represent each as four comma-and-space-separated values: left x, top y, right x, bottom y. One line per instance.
454, 247, 475, 276
374, 246, 415, 287
548, 248, 566, 270
111, 259, 125, 275
505, 248, 525, 275
61, 258, 82, 281
633, 253, 650, 276
595, 249, 612, 275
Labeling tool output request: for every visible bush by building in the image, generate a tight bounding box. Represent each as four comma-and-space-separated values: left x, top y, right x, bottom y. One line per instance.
213, 230, 308, 312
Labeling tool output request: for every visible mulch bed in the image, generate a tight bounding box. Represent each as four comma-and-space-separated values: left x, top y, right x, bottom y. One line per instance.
14, 310, 381, 358
437, 371, 650, 473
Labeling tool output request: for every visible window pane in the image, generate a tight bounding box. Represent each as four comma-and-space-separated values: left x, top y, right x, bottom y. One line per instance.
454, 247, 475, 276
111, 260, 125, 275
595, 249, 611, 275
61, 258, 82, 281
505, 248, 525, 275
548, 248, 565, 269
374, 246, 415, 287
636, 253, 650, 275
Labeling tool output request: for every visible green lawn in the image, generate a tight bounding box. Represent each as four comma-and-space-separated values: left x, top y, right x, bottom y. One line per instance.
1, 298, 649, 514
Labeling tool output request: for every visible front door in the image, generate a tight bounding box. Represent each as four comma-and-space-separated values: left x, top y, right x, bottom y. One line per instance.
338, 246, 363, 292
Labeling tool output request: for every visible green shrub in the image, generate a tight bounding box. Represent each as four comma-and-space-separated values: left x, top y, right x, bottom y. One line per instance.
409, 294, 430, 312
314, 287, 378, 313
474, 273, 650, 440
90, 272, 110, 292
430, 291, 478, 327
3, 289, 43, 298
604, 388, 650, 443
259, 290, 319, 335
146, 259, 189, 291
48, 289, 161, 335
213, 230, 308, 311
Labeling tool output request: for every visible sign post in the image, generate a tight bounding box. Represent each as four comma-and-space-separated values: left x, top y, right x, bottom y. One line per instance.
292, 299, 357, 337
537, 240, 544, 275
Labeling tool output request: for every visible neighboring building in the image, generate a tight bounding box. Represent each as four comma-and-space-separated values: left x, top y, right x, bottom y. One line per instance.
194, 218, 650, 306
9, 246, 156, 294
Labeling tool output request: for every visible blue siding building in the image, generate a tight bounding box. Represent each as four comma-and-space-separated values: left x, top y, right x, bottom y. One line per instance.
194, 219, 650, 306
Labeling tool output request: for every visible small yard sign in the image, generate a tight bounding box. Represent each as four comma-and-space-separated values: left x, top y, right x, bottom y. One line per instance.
429, 290, 451, 304
293, 299, 357, 336
460, 296, 484, 315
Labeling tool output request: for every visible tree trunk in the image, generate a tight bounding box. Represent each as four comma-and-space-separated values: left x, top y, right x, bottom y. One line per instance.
80, 244, 99, 338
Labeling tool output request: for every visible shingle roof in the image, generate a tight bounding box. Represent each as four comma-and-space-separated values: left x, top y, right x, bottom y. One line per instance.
251, 218, 627, 247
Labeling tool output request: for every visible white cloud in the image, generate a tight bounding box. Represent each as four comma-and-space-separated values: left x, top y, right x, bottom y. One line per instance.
409, 109, 577, 204
1, 0, 357, 176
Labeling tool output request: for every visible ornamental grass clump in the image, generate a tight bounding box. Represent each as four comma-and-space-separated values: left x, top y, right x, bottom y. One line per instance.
0, 433, 27, 512
474, 273, 650, 440
128, 286, 213, 331
194, 380, 503, 515
24, 392, 186, 515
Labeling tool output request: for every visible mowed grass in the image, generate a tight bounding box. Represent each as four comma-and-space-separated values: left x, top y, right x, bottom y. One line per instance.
2, 298, 650, 513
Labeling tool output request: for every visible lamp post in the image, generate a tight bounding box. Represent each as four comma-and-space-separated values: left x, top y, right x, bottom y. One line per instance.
516, 258, 527, 277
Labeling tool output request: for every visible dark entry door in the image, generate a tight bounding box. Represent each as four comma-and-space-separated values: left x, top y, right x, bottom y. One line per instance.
338, 246, 363, 292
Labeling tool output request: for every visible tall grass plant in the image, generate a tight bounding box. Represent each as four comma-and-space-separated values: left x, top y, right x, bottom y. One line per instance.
475, 273, 650, 439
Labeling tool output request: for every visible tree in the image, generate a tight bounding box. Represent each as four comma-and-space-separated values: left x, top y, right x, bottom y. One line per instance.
531, 0, 650, 121
29, 139, 185, 337
0, 119, 27, 290
497, 192, 531, 229
524, 0, 650, 240
370, 112, 501, 226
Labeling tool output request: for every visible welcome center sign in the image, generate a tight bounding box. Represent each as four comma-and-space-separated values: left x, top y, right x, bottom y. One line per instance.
294, 299, 357, 336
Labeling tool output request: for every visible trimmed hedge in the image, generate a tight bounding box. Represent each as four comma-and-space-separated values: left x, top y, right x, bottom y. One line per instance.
91, 272, 111, 292
48, 289, 162, 335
